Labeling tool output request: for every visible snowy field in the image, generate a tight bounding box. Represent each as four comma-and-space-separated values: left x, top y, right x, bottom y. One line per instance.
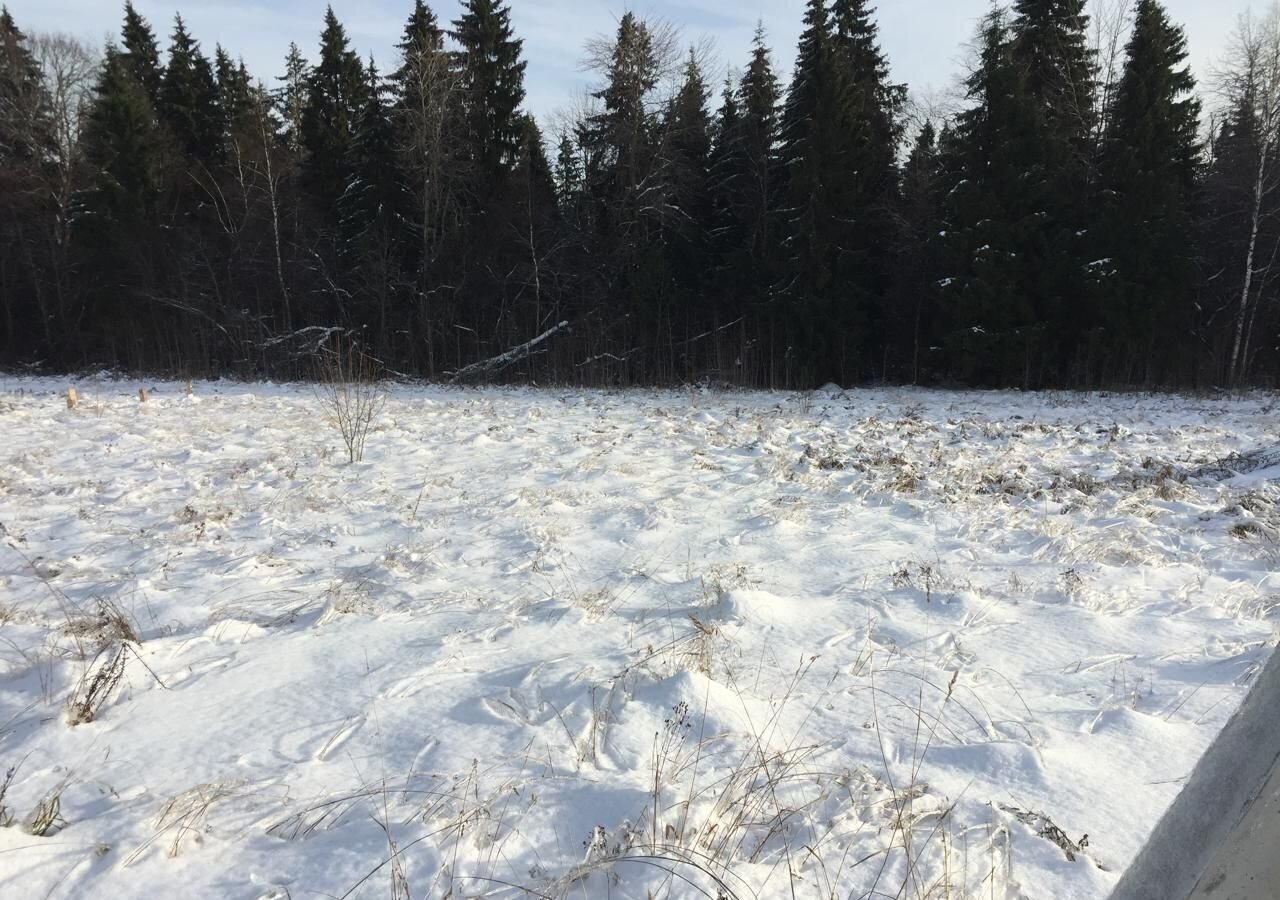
0, 379, 1277, 900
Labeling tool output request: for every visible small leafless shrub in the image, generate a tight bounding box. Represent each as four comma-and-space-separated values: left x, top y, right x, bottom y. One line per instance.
67, 643, 128, 726
66, 640, 164, 726
316, 335, 387, 464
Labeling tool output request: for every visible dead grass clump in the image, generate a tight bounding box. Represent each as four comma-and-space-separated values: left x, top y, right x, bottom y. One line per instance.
66, 643, 128, 726
125, 782, 240, 864
66, 640, 164, 726
1064, 473, 1099, 496
25, 779, 69, 836
1154, 476, 1182, 501
802, 443, 846, 471
1231, 521, 1265, 539
63, 597, 140, 648
0, 765, 16, 827
894, 466, 921, 493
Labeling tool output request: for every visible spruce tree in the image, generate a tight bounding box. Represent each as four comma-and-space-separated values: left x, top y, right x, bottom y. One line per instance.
0, 6, 55, 165
553, 128, 582, 221
159, 16, 221, 164
1012, 0, 1096, 154
710, 25, 781, 339
342, 59, 403, 257
584, 13, 660, 256
82, 44, 164, 218
830, 0, 905, 203
392, 0, 444, 111
779, 0, 857, 383
890, 122, 942, 383
830, 0, 906, 375
662, 51, 714, 357
340, 58, 406, 346
120, 2, 162, 106
1010, 0, 1098, 381
301, 7, 367, 218
390, 0, 457, 288
1096, 0, 1200, 383
451, 0, 527, 179
936, 9, 1041, 385
739, 26, 781, 265
665, 51, 713, 243
0, 7, 58, 358
277, 43, 310, 155
78, 40, 169, 365
214, 46, 252, 134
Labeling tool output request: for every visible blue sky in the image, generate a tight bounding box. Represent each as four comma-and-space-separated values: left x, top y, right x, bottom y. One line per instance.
12, 1, 1247, 123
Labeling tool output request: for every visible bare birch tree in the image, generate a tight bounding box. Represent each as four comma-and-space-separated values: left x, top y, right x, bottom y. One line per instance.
1217, 7, 1280, 385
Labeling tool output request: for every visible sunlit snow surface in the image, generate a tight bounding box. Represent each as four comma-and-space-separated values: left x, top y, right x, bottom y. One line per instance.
0, 379, 1276, 899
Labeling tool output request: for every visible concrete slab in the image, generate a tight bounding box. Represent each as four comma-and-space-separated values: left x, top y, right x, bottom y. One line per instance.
1110, 639, 1280, 900
1189, 761, 1280, 900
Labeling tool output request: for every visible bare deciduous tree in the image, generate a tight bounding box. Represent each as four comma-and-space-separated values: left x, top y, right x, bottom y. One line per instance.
1216, 6, 1280, 385
30, 32, 97, 226
1091, 0, 1133, 151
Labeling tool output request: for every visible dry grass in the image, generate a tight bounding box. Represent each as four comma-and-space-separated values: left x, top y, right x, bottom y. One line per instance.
124, 782, 240, 865
25, 777, 69, 836
66, 639, 164, 727
0, 764, 16, 827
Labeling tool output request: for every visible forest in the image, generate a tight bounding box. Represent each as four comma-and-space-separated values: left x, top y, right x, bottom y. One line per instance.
0, 0, 1278, 389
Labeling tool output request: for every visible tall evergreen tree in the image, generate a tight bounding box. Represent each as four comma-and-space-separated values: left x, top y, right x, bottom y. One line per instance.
583, 13, 660, 265
340, 58, 406, 347
0, 7, 58, 359
0, 6, 54, 165
1096, 0, 1201, 383
451, 0, 527, 180
1012, 0, 1096, 155
277, 42, 310, 156
779, 0, 859, 383
82, 44, 164, 219
738, 26, 781, 268
553, 128, 582, 220
664, 50, 714, 311
1010, 0, 1099, 381
301, 7, 367, 220
341, 59, 401, 260
77, 39, 169, 365
830, 0, 906, 375
710, 23, 781, 361
159, 16, 221, 164
889, 121, 942, 383
214, 46, 252, 134
120, 2, 162, 106
391, 0, 457, 305
936, 9, 1043, 386
391, 0, 444, 110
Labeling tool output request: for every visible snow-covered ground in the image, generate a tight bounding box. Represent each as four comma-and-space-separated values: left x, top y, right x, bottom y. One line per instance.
0, 379, 1276, 900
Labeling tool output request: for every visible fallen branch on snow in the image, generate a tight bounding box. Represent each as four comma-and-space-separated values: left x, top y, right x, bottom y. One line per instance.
448, 320, 570, 383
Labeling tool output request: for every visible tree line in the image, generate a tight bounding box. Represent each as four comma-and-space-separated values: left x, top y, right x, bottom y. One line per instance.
0, 0, 1278, 389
